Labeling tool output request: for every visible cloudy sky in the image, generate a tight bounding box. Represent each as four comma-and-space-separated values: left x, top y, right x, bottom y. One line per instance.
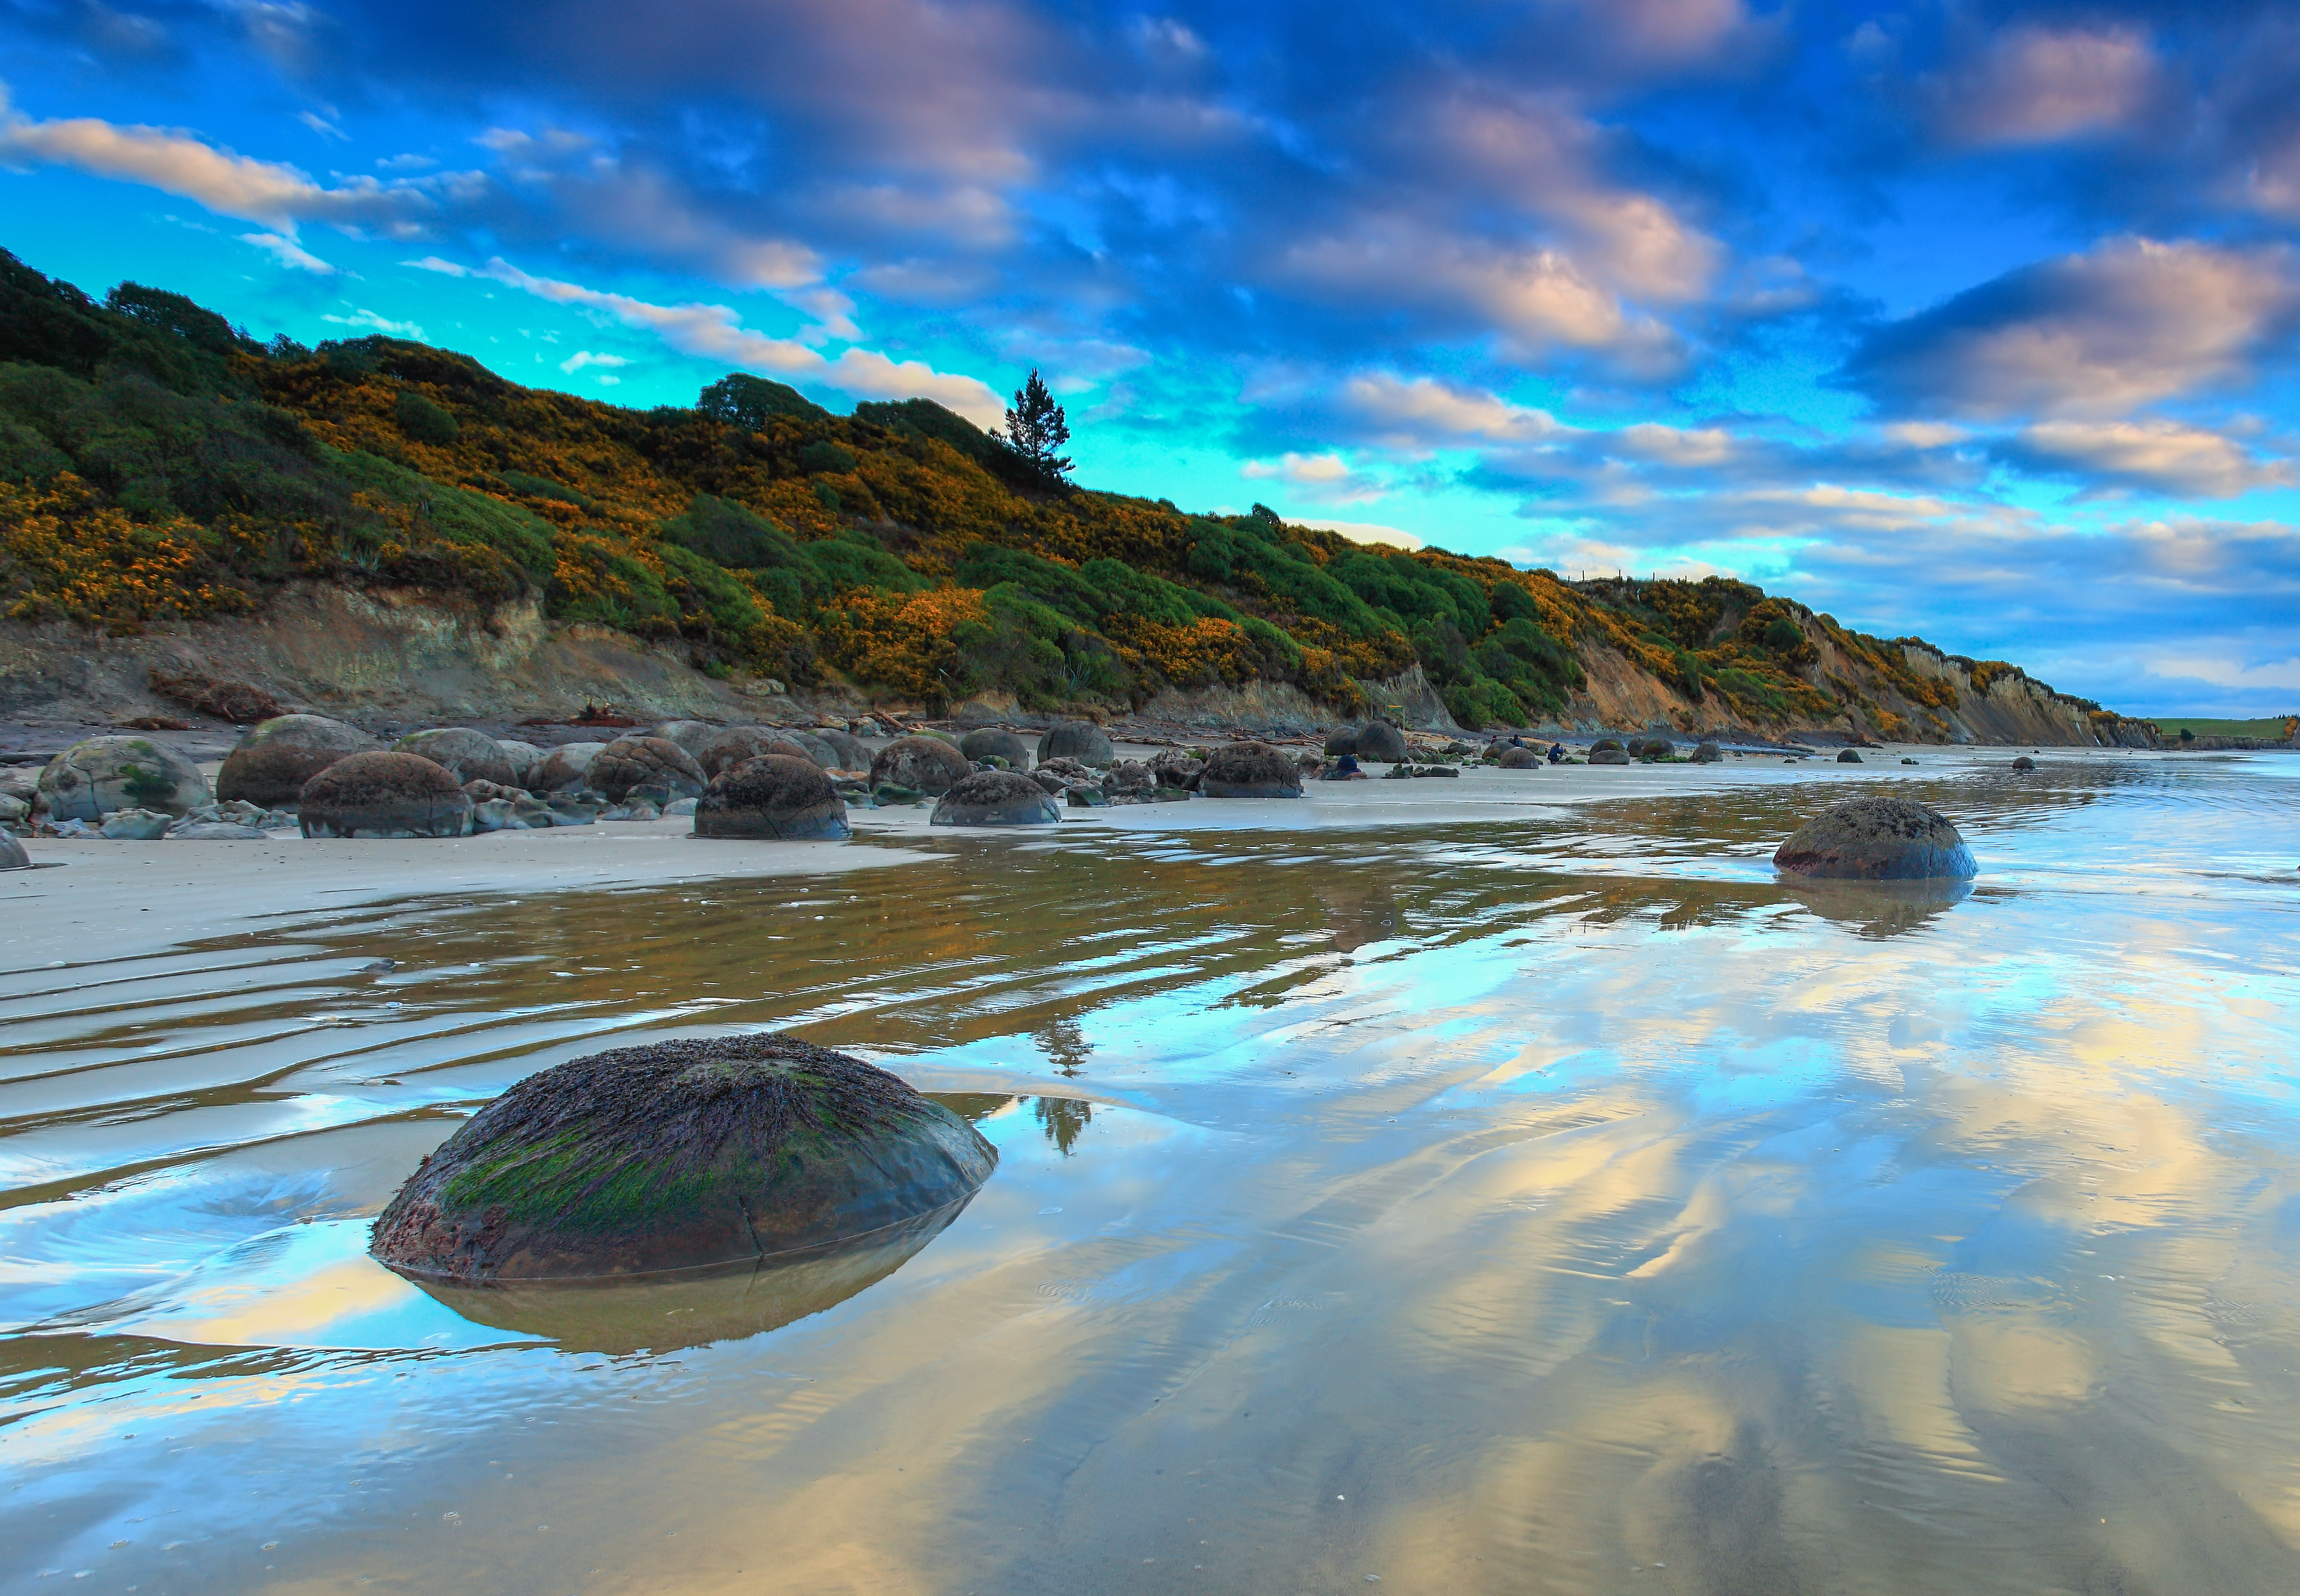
3, 0, 2296, 714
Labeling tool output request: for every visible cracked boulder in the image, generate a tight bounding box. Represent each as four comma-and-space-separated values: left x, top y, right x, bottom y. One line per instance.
1773, 796, 1977, 881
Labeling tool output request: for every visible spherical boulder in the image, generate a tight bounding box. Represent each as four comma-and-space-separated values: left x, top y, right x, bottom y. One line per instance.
530, 742, 608, 792
1589, 744, 1630, 765
1590, 737, 1624, 754
932, 769, 1061, 827
0, 830, 27, 870
647, 720, 721, 758
1036, 720, 1114, 768
960, 728, 1031, 768
1773, 795, 1977, 881
300, 751, 475, 839
496, 740, 543, 784
1632, 735, 1675, 759
392, 728, 516, 787
589, 737, 707, 803
810, 726, 872, 770
871, 735, 972, 795
369, 1033, 998, 1281
1322, 726, 1359, 757
698, 726, 820, 779
2012, 755, 2036, 772
39, 736, 212, 821
217, 714, 380, 808
694, 755, 851, 841
1354, 720, 1409, 763
1198, 741, 1303, 798
1837, 748, 1864, 764
1496, 746, 1541, 769
1692, 741, 1722, 764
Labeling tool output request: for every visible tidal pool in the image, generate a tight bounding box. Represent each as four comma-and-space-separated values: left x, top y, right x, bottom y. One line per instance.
3, 755, 2298, 1594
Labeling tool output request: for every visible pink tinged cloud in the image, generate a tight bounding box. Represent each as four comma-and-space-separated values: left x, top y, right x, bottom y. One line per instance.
2014, 419, 2297, 498
408, 255, 1003, 422
1931, 25, 2159, 147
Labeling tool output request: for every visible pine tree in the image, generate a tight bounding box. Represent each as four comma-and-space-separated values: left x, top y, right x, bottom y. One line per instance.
996, 368, 1073, 487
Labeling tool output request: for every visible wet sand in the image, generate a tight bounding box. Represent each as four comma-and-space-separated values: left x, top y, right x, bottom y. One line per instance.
5, 748, 2297, 1595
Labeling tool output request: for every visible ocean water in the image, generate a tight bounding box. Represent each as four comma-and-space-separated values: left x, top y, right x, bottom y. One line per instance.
3, 755, 2298, 1594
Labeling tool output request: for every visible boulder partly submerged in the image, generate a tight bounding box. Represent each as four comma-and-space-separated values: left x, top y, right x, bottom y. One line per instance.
932, 769, 1061, 827
217, 715, 380, 808
1773, 795, 1977, 881
300, 751, 475, 839
1198, 741, 1303, 798
694, 755, 851, 841
369, 1033, 998, 1282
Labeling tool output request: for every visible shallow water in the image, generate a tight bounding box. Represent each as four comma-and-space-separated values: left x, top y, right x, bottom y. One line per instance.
5, 755, 2299, 1594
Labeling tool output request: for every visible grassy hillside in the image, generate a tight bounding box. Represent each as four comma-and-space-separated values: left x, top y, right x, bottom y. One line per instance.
2152, 716, 2298, 742
0, 246, 2126, 739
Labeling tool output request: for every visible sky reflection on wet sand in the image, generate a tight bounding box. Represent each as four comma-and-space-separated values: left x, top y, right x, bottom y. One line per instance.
3, 757, 2298, 1593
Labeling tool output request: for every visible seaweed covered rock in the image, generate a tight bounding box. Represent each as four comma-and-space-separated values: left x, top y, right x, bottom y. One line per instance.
39, 736, 212, 821
393, 728, 516, 787
1354, 720, 1409, 763
694, 755, 851, 841
1199, 742, 1303, 798
1773, 796, 1977, 881
871, 736, 972, 794
300, 751, 475, 839
369, 1033, 998, 1281
589, 737, 707, 803
698, 726, 819, 779
1496, 746, 1541, 769
932, 769, 1060, 827
217, 715, 380, 808
1036, 720, 1114, 768
530, 742, 608, 792
960, 728, 1031, 768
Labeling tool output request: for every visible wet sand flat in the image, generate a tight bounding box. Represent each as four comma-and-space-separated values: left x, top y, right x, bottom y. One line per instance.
3, 750, 2297, 1594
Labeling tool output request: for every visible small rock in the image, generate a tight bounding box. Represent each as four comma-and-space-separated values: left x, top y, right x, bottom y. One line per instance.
544, 796, 599, 827
1411, 765, 1460, 778
1102, 759, 1157, 796
873, 783, 925, 805
0, 794, 26, 824
472, 798, 550, 831
1902, 757, 1919, 765
100, 808, 173, 840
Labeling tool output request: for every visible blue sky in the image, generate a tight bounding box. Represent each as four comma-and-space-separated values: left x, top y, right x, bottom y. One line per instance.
3, 0, 2297, 715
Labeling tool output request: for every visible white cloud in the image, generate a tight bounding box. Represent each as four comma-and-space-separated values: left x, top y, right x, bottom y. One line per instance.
1300, 518, 1426, 551
2009, 419, 2296, 498
322, 308, 425, 339
558, 350, 631, 375
2141, 653, 2300, 693
241, 230, 338, 273
1339, 374, 1565, 448
297, 110, 347, 142
1240, 451, 1387, 503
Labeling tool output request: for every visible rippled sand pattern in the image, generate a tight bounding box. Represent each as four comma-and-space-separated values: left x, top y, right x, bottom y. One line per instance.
4, 756, 2299, 1593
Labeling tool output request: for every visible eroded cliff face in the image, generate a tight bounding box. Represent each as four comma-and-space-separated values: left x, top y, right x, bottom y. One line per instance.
0, 582, 2152, 746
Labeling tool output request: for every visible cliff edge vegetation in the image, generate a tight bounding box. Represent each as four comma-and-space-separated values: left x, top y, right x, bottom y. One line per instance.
0, 246, 2154, 745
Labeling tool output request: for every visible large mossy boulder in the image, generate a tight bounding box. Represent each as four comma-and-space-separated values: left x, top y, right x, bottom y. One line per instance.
530, 742, 608, 792
369, 1033, 998, 1281
871, 735, 972, 794
1036, 720, 1114, 768
932, 769, 1061, 827
1354, 720, 1409, 763
39, 736, 212, 821
694, 755, 851, 841
1692, 741, 1723, 764
300, 751, 475, 838
1773, 796, 1977, 881
960, 728, 1031, 768
393, 728, 516, 787
1199, 741, 1303, 798
217, 714, 380, 808
1496, 746, 1541, 769
589, 737, 708, 802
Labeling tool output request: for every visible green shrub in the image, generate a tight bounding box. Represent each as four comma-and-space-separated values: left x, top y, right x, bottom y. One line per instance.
395, 390, 459, 445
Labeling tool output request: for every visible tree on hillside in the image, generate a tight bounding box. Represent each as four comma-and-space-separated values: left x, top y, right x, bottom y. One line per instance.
698, 372, 828, 430
996, 368, 1073, 488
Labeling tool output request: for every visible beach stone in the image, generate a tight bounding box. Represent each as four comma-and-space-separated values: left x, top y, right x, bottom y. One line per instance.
695, 755, 851, 841
1199, 741, 1303, 798
0, 794, 25, 825
1149, 748, 1204, 788
589, 737, 707, 803
2013, 755, 2036, 771
1066, 786, 1107, 806
810, 726, 872, 770
960, 728, 1031, 768
933, 769, 1061, 827
1412, 765, 1460, 778
1693, 741, 1722, 764
1837, 748, 1864, 764
473, 797, 554, 831
1102, 759, 1156, 797
39, 736, 212, 821
647, 721, 722, 758
217, 715, 380, 808
1496, 747, 1541, 769
393, 728, 516, 787
496, 740, 543, 783
99, 807, 173, 840
1773, 795, 1977, 881
1036, 720, 1114, 768
0, 831, 25, 870
698, 726, 817, 779
1323, 727, 1359, 757
1354, 720, 1409, 763
871, 736, 972, 795
369, 1033, 998, 1282
530, 742, 607, 792
169, 820, 268, 839
300, 752, 476, 839
1589, 747, 1630, 765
